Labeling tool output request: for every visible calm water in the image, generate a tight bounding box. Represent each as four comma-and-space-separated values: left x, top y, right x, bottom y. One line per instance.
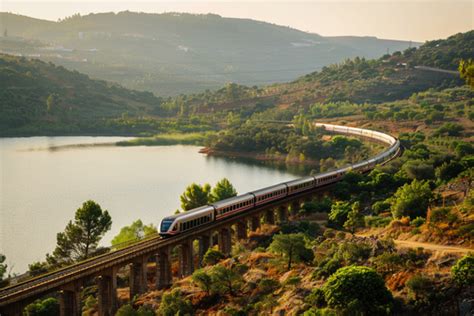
0, 137, 302, 273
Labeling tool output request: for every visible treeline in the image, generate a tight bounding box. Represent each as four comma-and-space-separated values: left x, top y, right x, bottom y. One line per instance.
207, 120, 370, 165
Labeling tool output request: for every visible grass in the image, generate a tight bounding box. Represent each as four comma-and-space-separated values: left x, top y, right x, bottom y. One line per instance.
115, 132, 214, 146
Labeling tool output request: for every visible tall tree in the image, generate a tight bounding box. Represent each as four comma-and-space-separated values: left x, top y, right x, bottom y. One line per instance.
269, 233, 313, 270
180, 183, 211, 211
111, 219, 157, 249
50, 200, 112, 263
210, 178, 237, 202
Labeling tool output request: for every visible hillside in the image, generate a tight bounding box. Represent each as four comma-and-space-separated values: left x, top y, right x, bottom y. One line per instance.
0, 11, 417, 96
1, 30, 470, 137
0, 54, 165, 136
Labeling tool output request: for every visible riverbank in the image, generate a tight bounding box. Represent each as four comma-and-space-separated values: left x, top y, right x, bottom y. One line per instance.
200, 147, 321, 167
115, 132, 213, 147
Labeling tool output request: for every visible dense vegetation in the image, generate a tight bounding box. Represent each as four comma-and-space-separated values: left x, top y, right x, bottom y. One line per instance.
1, 30, 471, 137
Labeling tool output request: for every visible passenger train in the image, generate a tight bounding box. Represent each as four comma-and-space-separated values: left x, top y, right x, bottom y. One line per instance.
159, 123, 400, 236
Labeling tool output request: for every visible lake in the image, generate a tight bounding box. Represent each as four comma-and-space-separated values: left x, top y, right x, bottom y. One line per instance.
0, 137, 303, 273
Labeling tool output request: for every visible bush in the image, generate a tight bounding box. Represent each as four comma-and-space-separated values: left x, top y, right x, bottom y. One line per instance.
365, 216, 392, 228
157, 289, 193, 316
314, 258, 342, 280
202, 248, 225, 265
451, 254, 474, 287
24, 298, 59, 316
305, 287, 327, 308
256, 278, 280, 294
406, 274, 433, 301
410, 216, 425, 227
372, 200, 391, 214
323, 266, 393, 315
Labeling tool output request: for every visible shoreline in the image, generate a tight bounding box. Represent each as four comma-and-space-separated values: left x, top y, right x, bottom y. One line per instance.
200, 147, 321, 167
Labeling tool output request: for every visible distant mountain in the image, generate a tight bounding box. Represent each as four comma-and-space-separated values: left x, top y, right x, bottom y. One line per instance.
0, 11, 418, 96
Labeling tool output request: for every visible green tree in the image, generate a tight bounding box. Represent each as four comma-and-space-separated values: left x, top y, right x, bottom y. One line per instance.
111, 219, 157, 248
0, 254, 7, 282
192, 269, 214, 296
50, 200, 112, 263
180, 183, 211, 211
157, 289, 193, 316
328, 201, 352, 227
459, 59, 474, 88
391, 180, 433, 219
210, 265, 244, 296
451, 254, 474, 287
24, 298, 59, 316
323, 266, 393, 315
268, 233, 313, 270
343, 202, 364, 234
209, 178, 237, 203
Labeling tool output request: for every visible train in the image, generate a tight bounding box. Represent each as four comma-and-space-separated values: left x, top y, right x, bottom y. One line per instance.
159, 123, 400, 236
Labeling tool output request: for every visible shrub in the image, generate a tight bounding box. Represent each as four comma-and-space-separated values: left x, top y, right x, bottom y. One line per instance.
256, 278, 280, 294
365, 216, 392, 228
410, 216, 425, 227
305, 287, 327, 308
116, 304, 137, 316
323, 266, 393, 315
284, 276, 301, 287
406, 274, 433, 301
451, 254, 474, 287
192, 269, 213, 296
202, 248, 225, 265
314, 258, 342, 280
157, 289, 193, 316
24, 298, 59, 316
372, 200, 391, 214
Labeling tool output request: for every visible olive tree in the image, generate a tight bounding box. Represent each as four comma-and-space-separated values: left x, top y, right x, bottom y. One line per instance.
323, 266, 393, 315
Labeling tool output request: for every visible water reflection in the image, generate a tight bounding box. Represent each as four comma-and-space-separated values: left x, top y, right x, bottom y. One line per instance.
0, 137, 304, 273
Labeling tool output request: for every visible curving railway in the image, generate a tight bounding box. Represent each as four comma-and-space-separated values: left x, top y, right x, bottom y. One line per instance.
0, 123, 401, 316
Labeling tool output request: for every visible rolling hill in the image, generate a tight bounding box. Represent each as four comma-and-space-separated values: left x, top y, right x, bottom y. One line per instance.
0, 11, 417, 96
0, 54, 164, 136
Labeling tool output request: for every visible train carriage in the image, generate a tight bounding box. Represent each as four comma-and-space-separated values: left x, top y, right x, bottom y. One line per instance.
285, 176, 316, 195
252, 184, 288, 206
159, 205, 215, 236
212, 193, 255, 219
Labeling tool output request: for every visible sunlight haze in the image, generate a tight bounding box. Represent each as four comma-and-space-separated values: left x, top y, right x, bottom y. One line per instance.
1, 0, 472, 42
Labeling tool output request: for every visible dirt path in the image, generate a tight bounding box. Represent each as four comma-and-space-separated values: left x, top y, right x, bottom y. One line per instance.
393, 239, 472, 254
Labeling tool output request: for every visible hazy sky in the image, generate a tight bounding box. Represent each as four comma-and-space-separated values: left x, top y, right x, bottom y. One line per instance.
1, 0, 473, 42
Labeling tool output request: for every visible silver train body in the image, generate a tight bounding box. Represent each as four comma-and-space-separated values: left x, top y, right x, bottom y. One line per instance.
159, 123, 400, 236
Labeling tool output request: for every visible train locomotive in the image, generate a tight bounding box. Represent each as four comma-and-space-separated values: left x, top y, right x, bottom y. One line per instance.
159, 123, 400, 236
